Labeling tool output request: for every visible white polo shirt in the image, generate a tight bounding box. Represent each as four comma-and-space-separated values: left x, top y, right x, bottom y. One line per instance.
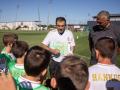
42, 29, 75, 62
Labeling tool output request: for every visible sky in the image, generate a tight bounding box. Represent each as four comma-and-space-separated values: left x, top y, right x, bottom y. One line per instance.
0, 0, 119, 24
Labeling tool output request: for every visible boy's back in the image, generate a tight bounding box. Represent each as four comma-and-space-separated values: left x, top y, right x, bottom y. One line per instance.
89, 37, 120, 90
9, 40, 29, 82
16, 46, 51, 90
9, 62, 25, 81
17, 76, 49, 90
89, 63, 120, 90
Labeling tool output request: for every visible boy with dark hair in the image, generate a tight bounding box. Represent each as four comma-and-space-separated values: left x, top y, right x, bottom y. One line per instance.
89, 37, 120, 90
57, 55, 89, 90
1, 32, 18, 60
17, 46, 51, 90
0, 33, 18, 73
9, 40, 29, 81
88, 10, 119, 65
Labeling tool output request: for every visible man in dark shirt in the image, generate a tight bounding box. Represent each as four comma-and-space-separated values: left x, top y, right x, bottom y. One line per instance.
89, 10, 120, 65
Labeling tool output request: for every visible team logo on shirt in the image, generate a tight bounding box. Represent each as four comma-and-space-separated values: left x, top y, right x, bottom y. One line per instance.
92, 73, 120, 81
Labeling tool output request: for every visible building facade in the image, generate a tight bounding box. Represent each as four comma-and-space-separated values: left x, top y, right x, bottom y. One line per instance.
0, 21, 41, 30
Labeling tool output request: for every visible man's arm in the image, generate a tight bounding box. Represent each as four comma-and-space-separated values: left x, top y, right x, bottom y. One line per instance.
40, 43, 60, 55
41, 31, 60, 55
88, 32, 93, 52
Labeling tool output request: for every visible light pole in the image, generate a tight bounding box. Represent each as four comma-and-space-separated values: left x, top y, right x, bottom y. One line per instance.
0, 9, 2, 22
38, 8, 41, 30
14, 4, 19, 29
47, 0, 52, 30
65, 15, 67, 29
15, 4, 19, 22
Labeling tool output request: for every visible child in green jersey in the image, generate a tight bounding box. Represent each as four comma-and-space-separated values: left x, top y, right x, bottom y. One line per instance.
9, 40, 29, 81
1, 33, 18, 61
0, 33, 18, 74
17, 46, 51, 90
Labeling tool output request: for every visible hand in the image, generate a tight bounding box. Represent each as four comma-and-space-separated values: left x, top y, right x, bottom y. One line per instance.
50, 49, 60, 55
0, 72, 16, 90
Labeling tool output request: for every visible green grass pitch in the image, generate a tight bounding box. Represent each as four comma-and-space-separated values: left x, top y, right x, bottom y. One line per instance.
0, 30, 120, 67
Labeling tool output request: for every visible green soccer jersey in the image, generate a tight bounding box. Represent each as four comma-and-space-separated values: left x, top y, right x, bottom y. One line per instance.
19, 84, 49, 90
17, 76, 50, 90
1, 47, 16, 63
9, 63, 25, 81
0, 54, 9, 72
1, 48, 16, 68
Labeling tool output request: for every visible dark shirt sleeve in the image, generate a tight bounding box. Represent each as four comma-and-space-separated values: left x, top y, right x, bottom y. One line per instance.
88, 30, 93, 52
113, 25, 120, 47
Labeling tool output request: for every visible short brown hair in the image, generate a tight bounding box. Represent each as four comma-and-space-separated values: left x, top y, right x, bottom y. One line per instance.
24, 46, 51, 76
2, 33, 18, 46
11, 40, 29, 58
95, 37, 115, 59
59, 55, 88, 90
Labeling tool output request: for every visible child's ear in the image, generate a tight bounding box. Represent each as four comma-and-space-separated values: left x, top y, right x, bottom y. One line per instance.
95, 49, 100, 60
50, 77, 57, 89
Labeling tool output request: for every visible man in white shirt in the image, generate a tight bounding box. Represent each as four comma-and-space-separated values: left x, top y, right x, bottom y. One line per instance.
89, 37, 120, 90
41, 17, 75, 78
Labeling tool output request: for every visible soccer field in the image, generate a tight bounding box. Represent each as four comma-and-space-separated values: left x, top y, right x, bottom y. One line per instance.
0, 30, 120, 67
